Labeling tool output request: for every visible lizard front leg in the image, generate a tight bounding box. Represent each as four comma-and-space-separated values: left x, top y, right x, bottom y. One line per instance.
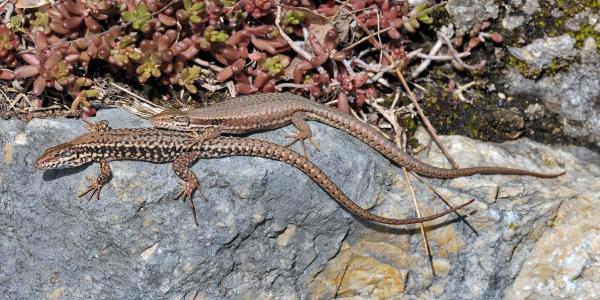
283, 112, 320, 157
78, 160, 112, 201
185, 127, 222, 149
172, 151, 206, 226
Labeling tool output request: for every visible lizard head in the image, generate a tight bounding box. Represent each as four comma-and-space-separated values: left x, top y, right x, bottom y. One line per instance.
150, 110, 191, 130
36, 143, 91, 169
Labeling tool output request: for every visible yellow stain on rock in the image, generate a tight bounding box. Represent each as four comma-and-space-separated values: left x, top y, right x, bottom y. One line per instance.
277, 224, 297, 248
310, 242, 406, 299
142, 217, 153, 228
3, 132, 28, 164
432, 258, 451, 276
3, 143, 13, 164
47, 288, 65, 300
351, 239, 416, 268
427, 223, 466, 257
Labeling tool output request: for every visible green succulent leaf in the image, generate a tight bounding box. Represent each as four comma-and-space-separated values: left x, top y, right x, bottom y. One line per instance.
181, 66, 202, 93
284, 10, 304, 25
413, 3, 434, 25
82, 89, 100, 98
136, 54, 161, 82
31, 12, 51, 33
8, 15, 25, 33
122, 4, 151, 31
208, 30, 229, 43
220, 0, 236, 7
191, 2, 204, 10
262, 55, 290, 75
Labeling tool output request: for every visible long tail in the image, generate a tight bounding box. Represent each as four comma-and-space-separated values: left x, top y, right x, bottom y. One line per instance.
199, 138, 474, 225
309, 109, 564, 179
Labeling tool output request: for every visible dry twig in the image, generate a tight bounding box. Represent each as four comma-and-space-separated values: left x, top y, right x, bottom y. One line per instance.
386, 52, 461, 169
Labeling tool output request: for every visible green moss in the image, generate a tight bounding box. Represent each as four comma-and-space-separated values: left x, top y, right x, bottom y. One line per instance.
547, 57, 570, 75
402, 117, 417, 131
507, 54, 543, 78
568, 24, 600, 48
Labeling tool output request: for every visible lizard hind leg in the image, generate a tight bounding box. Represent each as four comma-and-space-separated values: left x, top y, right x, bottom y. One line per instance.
283, 112, 320, 157
172, 151, 207, 226
77, 160, 112, 201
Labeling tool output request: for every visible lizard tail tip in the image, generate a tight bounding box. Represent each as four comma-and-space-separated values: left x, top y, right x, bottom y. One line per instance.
542, 170, 566, 178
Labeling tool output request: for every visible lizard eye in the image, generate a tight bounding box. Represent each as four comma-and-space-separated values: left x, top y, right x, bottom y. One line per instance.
60, 150, 75, 158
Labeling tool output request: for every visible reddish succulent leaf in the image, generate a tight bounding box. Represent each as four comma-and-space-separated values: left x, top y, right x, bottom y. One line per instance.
488, 32, 504, 43
251, 35, 277, 54
236, 83, 258, 94
65, 0, 85, 15
217, 65, 234, 81
50, 21, 70, 34
33, 76, 47, 95
467, 37, 481, 50
337, 92, 350, 113
158, 13, 177, 27
253, 69, 271, 88
0, 69, 15, 80
261, 79, 276, 93
14, 65, 40, 78
44, 51, 64, 69
84, 17, 101, 32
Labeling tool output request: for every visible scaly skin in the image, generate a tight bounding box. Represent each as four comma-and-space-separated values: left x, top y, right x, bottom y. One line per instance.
150, 92, 565, 179
36, 121, 473, 226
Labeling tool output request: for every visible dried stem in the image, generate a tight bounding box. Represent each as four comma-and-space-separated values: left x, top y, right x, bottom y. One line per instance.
274, 5, 328, 76
386, 52, 461, 168
411, 173, 478, 235
439, 32, 485, 70
402, 167, 433, 275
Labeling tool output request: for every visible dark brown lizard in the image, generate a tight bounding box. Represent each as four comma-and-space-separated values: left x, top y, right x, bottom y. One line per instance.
150, 92, 564, 179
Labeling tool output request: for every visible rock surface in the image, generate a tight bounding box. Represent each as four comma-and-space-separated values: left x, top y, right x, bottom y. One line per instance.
446, 0, 500, 34
508, 37, 600, 148
1, 109, 598, 299
507, 35, 577, 68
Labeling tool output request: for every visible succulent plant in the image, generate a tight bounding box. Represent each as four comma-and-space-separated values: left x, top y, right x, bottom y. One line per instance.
122, 3, 151, 31
0, 25, 19, 62
179, 65, 202, 93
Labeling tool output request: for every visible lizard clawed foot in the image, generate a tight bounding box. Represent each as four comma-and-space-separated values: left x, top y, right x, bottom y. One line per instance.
174, 181, 202, 226
78, 178, 104, 201
284, 131, 319, 157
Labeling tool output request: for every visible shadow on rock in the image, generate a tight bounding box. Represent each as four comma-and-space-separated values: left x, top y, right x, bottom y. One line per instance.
41, 163, 91, 181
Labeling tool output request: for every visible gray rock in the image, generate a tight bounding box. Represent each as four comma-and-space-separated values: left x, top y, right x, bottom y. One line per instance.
1, 109, 598, 299
507, 38, 600, 147
564, 9, 597, 31
501, 0, 540, 30
446, 0, 500, 35
507, 35, 577, 68
502, 14, 526, 31
520, 0, 539, 15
